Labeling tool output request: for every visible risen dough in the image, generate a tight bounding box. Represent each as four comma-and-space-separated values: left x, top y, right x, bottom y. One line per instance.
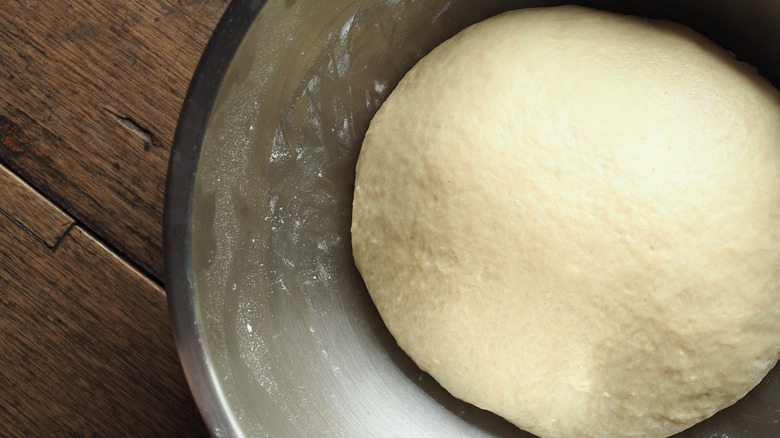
351, 6, 780, 438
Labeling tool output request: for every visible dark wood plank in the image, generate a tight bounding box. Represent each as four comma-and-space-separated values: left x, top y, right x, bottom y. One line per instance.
0, 210, 208, 436
0, 163, 73, 248
0, 1, 229, 280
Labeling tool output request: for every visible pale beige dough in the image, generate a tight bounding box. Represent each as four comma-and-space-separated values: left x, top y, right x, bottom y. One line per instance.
351, 6, 780, 438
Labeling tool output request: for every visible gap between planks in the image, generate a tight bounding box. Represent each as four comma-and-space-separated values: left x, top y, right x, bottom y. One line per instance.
0, 161, 164, 290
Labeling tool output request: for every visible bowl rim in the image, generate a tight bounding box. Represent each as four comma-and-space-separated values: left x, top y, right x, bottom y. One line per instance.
163, 1, 266, 436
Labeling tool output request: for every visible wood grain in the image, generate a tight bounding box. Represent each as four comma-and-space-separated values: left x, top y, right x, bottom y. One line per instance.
0, 0, 229, 280
0, 163, 73, 248
0, 208, 208, 436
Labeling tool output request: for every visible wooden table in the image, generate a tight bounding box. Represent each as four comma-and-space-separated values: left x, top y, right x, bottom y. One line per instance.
1, 1, 230, 435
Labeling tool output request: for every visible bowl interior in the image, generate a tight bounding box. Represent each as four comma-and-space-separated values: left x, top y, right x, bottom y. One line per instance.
183, 0, 780, 436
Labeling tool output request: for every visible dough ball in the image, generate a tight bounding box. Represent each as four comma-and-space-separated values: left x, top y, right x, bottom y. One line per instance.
351, 6, 780, 438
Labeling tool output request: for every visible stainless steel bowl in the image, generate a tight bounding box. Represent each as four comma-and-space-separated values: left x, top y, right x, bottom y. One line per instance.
165, 1, 780, 436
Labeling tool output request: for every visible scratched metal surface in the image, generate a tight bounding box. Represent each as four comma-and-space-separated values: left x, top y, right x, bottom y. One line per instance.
185, 0, 780, 436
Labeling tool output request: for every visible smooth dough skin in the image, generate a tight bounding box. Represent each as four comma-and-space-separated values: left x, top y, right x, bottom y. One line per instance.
351, 6, 780, 438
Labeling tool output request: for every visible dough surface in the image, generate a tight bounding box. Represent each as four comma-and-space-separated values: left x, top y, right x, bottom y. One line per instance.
351, 6, 780, 438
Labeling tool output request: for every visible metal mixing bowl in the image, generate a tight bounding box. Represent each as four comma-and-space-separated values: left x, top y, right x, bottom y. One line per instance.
164, 0, 780, 436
